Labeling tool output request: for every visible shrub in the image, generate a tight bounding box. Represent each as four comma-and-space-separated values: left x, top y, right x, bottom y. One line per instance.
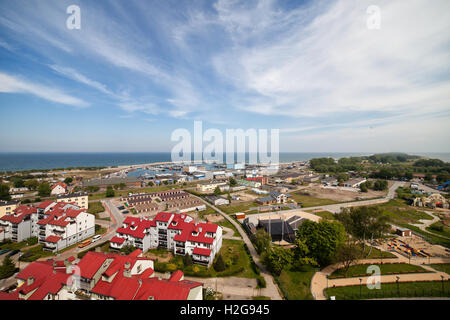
213, 254, 226, 272
257, 276, 267, 288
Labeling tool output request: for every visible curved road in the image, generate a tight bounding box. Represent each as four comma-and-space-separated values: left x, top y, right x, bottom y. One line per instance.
195, 197, 283, 300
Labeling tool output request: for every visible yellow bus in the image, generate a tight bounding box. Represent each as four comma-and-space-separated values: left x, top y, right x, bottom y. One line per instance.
78, 239, 92, 248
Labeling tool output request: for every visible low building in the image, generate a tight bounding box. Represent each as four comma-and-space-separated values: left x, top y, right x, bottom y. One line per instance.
303, 175, 320, 183
51, 182, 67, 195
0, 200, 19, 219
342, 178, 367, 188
56, 192, 89, 210
205, 195, 229, 206
396, 227, 412, 237
197, 180, 228, 193
255, 191, 290, 205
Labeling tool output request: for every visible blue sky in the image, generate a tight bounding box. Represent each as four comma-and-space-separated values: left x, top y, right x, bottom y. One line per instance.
0, 0, 449, 153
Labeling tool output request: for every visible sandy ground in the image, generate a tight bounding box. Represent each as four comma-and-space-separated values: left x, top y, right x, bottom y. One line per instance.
203, 213, 224, 223
143, 251, 174, 263
378, 235, 450, 258
301, 184, 386, 202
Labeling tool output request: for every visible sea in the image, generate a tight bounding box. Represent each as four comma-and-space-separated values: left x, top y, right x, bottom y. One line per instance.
0, 152, 449, 173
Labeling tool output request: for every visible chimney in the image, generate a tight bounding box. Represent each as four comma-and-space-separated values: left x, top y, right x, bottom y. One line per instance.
27, 277, 34, 286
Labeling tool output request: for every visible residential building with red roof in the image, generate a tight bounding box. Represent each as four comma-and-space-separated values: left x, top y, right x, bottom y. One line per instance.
0, 199, 94, 252
111, 212, 222, 267
51, 182, 67, 195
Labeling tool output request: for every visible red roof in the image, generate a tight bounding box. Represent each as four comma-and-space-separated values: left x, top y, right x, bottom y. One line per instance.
37, 200, 55, 209
76, 251, 109, 279
51, 182, 67, 190
45, 235, 61, 243
0, 206, 37, 224
110, 236, 125, 244
192, 247, 212, 257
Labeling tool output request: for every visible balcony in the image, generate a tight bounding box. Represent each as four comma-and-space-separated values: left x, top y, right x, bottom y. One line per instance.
158, 229, 167, 235
158, 235, 167, 241
175, 249, 185, 255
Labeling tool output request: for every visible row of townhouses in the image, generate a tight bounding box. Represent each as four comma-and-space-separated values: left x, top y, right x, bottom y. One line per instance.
0, 200, 94, 252
0, 249, 203, 300
110, 212, 223, 267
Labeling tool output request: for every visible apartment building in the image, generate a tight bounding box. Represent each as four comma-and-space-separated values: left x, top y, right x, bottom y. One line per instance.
0, 200, 19, 219
0, 250, 203, 300
196, 180, 228, 192
56, 192, 89, 209
0, 200, 95, 252
111, 212, 222, 267
36, 201, 95, 252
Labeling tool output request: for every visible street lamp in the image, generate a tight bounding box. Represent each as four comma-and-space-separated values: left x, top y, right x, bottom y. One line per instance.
359, 278, 363, 298
396, 276, 400, 296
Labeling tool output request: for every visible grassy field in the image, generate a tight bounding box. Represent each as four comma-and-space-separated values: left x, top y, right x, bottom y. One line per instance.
290, 193, 341, 208
325, 280, 450, 300
369, 199, 433, 224
0, 240, 29, 251
363, 247, 397, 259
216, 218, 241, 238
275, 268, 316, 300
328, 263, 429, 279
154, 239, 259, 279
87, 201, 105, 215
18, 244, 54, 262
308, 210, 335, 220
426, 221, 450, 239
220, 201, 260, 215
428, 264, 450, 274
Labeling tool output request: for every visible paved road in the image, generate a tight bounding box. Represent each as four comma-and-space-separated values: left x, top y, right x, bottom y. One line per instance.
195, 197, 283, 300
311, 247, 450, 300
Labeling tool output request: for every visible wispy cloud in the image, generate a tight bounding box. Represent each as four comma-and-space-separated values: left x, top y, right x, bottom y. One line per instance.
0, 72, 89, 107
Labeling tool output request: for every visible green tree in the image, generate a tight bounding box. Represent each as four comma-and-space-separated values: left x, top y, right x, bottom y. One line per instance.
213, 254, 226, 272
336, 206, 390, 241
113, 184, 120, 190
373, 179, 388, 191
292, 238, 318, 270
148, 181, 154, 187
295, 220, 346, 267
163, 180, 169, 185
0, 255, 17, 280
38, 183, 51, 197
334, 240, 363, 277
64, 177, 73, 185
119, 183, 126, 189
0, 183, 11, 201
24, 179, 39, 191
229, 177, 237, 187
360, 183, 368, 193
264, 246, 293, 276
214, 186, 221, 196
12, 178, 25, 188
183, 254, 193, 267
106, 186, 115, 198
252, 229, 272, 254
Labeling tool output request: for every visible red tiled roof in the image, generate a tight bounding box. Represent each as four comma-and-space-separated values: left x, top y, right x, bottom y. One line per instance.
37, 200, 55, 209
192, 247, 212, 256
51, 182, 67, 190
0, 206, 36, 224
110, 236, 125, 244
45, 235, 61, 243
76, 251, 109, 279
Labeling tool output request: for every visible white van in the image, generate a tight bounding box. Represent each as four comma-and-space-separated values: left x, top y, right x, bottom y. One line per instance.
92, 235, 102, 243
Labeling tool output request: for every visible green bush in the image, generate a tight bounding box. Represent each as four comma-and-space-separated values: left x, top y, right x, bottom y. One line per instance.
257, 276, 267, 288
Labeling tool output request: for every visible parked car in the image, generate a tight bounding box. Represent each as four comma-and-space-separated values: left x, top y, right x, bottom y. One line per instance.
122, 210, 129, 214
91, 235, 102, 243
7, 249, 20, 257
117, 206, 125, 210
0, 249, 11, 256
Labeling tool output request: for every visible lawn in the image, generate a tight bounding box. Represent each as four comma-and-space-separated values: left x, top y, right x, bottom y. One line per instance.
363, 247, 397, 259
308, 210, 335, 220
220, 201, 260, 215
290, 193, 341, 208
87, 201, 105, 215
428, 264, 450, 274
153, 239, 259, 279
426, 221, 450, 239
325, 280, 450, 300
0, 240, 29, 251
328, 263, 429, 279
275, 268, 316, 300
18, 244, 54, 262
369, 199, 433, 224
216, 218, 241, 238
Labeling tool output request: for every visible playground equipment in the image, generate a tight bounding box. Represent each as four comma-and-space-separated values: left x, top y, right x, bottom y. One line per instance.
386, 238, 430, 258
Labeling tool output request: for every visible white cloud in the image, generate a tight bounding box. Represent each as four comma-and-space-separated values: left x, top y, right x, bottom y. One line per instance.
0, 72, 89, 107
